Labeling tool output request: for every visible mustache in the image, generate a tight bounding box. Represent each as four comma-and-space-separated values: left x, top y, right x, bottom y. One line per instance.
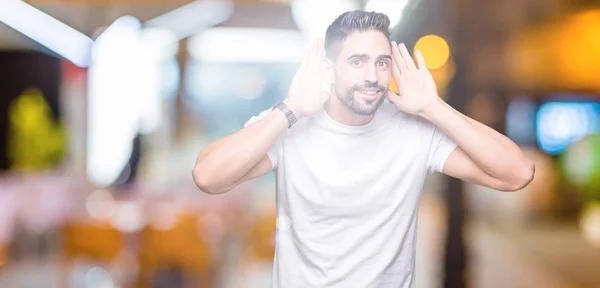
351, 82, 386, 91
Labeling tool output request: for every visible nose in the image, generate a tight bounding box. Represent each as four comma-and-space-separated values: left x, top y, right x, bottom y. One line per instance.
364, 64, 377, 82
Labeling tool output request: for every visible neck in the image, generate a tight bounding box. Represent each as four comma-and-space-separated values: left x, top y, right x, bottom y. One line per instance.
325, 92, 375, 126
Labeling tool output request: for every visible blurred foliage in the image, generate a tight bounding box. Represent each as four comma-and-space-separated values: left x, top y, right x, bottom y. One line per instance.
560, 134, 600, 203
7, 88, 66, 171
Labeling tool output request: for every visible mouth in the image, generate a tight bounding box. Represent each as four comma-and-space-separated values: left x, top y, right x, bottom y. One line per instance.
355, 89, 381, 101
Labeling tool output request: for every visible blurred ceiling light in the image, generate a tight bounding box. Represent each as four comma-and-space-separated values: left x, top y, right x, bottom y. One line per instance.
188, 28, 308, 63
88, 16, 174, 186
92, 16, 142, 62
0, 0, 93, 67
145, 0, 233, 40
414, 34, 450, 70
291, 0, 359, 40
139, 28, 179, 61
87, 16, 142, 186
364, 0, 408, 29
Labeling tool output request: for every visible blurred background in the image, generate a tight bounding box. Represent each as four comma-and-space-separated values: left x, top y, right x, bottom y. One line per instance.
0, 0, 599, 287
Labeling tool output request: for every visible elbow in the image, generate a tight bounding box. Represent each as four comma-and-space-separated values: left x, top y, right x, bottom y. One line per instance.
192, 165, 225, 195
504, 159, 536, 192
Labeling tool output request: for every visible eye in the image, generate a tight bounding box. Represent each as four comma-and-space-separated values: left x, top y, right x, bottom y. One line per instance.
352, 59, 362, 66
378, 61, 389, 68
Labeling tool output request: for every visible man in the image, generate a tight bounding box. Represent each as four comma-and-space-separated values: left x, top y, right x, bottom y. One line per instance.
193, 10, 534, 288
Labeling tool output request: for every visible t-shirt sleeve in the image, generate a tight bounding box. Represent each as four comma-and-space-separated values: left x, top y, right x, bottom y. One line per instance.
244, 106, 283, 170
418, 118, 458, 174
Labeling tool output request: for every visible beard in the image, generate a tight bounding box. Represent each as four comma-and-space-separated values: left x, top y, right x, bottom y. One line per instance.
336, 81, 387, 116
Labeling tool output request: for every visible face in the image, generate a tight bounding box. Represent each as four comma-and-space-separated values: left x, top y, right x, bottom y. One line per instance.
331, 30, 392, 116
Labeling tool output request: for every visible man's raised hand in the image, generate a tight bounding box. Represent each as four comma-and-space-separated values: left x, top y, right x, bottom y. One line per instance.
284, 39, 330, 119
386, 42, 441, 117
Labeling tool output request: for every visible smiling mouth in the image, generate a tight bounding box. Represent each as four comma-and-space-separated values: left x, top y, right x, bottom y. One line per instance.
356, 89, 381, 100
358, 89, 380, 95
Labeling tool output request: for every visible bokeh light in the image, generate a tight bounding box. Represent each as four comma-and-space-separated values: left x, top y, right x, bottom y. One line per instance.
364, 0, 408, 29
580, 201, 600, 248
86, 189, 116, 221
414, 35, 450, 70
537, 102, 600, 155
110, 202, 144, 233
292, 0, 359, 40
560, 134, 600, 200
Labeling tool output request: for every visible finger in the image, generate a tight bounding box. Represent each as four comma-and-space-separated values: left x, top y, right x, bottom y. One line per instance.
300, 50, 310, 72
391, 41, 408, 75
415, 50, 427, 70
317, 38, 324, 60
386, 90, 399, 104
391, 58, 403, 82
307, 40, 320, 70
316, 39, 326, 75
399, 43, 417, 70
391, 58, 406, 96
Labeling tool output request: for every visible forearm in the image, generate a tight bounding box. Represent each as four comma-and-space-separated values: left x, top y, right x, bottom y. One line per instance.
420, 100, 533, 182
193, 109, 288, 192
456, 106, 524, 156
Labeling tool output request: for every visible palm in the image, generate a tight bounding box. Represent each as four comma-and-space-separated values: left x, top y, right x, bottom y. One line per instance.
285, 39, 330, 119
386, 42, 441, 115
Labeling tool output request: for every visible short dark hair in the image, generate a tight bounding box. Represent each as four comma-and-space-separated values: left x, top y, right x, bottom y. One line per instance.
325, 10, 391, 61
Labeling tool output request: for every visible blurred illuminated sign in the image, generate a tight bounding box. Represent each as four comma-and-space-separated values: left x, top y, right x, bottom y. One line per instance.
536, 99, 600, 155
8, 88, 65, 171
0, 51, 62, 171
507, 98, 537, 146
507, 9, 600, 93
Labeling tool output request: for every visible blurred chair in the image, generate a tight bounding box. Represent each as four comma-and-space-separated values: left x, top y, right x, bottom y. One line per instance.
136, 212, 217, 288
60, 220, 125, 286
248, 210, 277, 262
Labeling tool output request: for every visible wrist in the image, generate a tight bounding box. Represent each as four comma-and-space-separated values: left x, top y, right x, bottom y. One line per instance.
283, 98, 303, 120
275, 101, 299, 128
418, 99, 446, 121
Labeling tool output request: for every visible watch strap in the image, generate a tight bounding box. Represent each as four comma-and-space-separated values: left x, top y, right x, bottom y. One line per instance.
274, 102, 297, 128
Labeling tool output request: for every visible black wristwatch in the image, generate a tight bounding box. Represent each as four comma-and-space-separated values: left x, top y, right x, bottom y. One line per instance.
273, 102, 297, 128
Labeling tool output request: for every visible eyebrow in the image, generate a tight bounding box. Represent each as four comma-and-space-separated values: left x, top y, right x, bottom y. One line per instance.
347, 53, 368, 60
346, 54, 392, 61
377, 55, 392, 61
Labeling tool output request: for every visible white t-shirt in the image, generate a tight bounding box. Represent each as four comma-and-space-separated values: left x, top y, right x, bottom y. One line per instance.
244, 102, 457, 288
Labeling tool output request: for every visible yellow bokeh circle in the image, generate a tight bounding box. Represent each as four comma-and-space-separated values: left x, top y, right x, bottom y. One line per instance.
414, 34, 450, 70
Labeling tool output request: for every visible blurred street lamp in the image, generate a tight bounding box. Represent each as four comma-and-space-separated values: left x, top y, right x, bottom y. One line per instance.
0, 0, 93, 67
414, 34, 450, 70
145, 0, 233, 41
365, 0, 409, 29
291, 0, 359, 40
